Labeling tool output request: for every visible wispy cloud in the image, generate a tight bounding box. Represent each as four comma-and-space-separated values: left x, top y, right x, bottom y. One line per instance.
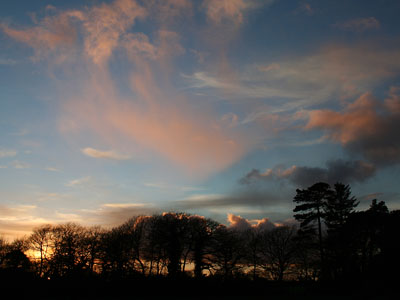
143, 182, 204, 192
0, 10, 82, 61
66, 176, 92, 187
185, 43, 400, 113
45, 167, 60, 172
294, 2, 314, 16
81, 0, 147, 65
0, 149, 17, 158
102, 203, 147, 209
202, 0, 273, 25
36, 192, 68, 202
54, 211, 85, 223
175, 191, 285, 210
333, 17, 380, 32
0, 204, 48, 239
0, 58, 17, 65
12, 160, 30, 169
9, 129, 29, 136
82, 147, 131, 160
0, 0, 249, 178
202, 0, 249, 25
79, 202, 157, 226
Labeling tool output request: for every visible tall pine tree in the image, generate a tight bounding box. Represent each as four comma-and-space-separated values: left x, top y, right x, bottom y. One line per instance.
293, 182, 332, 276
325, 183, 359, 232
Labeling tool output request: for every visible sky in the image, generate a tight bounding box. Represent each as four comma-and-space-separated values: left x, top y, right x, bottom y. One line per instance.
1, 0, 400, 239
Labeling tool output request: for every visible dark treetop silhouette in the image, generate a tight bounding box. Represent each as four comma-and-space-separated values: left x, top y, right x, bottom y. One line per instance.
0, 182, 398, 299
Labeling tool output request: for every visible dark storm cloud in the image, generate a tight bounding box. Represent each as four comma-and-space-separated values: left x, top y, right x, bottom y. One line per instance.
306, 89, 400, 167
240, 159, 376, 188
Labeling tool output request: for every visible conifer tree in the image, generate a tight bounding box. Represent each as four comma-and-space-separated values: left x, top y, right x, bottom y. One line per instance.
325, 183, 359, 232
293, 182, 332, 275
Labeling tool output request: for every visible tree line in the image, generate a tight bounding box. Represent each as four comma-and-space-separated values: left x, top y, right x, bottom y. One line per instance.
1, 182, 399, 284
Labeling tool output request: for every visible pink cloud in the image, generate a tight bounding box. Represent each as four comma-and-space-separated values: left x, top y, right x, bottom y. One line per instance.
1, 0, 147, 65
385, 86, 400, 114
305, 92, 380, 144
305, 88, 400, 165
203, 0, 249, 25
3, 0, 251, 178
1, 10, 82, 60
81, 147, 131, 160
81, 0, 147, 65
61, 68, 247, 177
227, 213, 277, 231
301, 3, 314, 15
145, 0, 193, 22
227, 213, 252, 230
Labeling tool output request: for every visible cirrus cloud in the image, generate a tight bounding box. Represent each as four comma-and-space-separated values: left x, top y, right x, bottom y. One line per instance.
3, 0, 249, 179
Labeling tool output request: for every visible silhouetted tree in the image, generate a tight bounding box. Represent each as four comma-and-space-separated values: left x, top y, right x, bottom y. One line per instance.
186, 216, 219, 278
103, 216, 148, 276
159, 212, 190, 277
1, 249, 31, 271
292, 228, 319, 281
381, 209, 400, 283
140, 213, 191, 277
80, 226, 104, 275
293, 182, 331, 276
0, 236, 32, 281
0, 236, 9, 266
50, 223, 86, 277
325, 183, 359, 232
339, 199, 389, 279
244, 227, 263, 280
100, 224, 136, 278
28, 224, 53, 277
2, 200, 399, 287
323, 183, 358, 279
147, 214, 167, 275
209, 225, 245, 279
259, 226, 297, 281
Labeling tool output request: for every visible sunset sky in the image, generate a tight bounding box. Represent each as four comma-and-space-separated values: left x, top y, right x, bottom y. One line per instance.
1, 0, 400, 239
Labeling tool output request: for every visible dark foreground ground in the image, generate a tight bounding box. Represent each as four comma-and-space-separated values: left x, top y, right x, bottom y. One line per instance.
1, 274, 396, 300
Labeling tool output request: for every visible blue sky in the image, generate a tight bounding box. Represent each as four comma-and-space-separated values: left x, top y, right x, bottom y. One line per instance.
1, 0, 400, 239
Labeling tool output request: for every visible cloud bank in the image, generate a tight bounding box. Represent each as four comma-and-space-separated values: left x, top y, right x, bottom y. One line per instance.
240, 159, 376, 188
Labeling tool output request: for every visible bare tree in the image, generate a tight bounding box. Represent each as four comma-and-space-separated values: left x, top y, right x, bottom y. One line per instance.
259, 226, 297, 281
209, 225, 245, 279
80, 226, 104, 274
50, 223, 86, 277
243, 228, 263, 280
187, 216, 219, 278
28, 224, 53, 277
